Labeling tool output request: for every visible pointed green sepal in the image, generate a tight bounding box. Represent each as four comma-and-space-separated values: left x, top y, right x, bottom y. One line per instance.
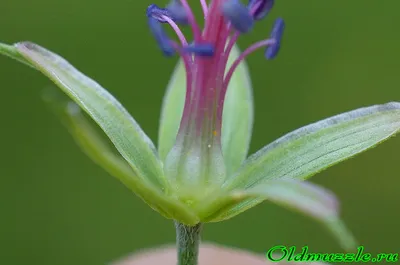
208, 103, 400, 224
201, 180, 357, 251
42, 88, 199, 225
226, 102, 400, 189
13, 41, 166, 190
0, 41, 203, 224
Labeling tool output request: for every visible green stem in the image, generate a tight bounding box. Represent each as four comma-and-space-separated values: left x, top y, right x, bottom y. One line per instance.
175, 221, 202, 265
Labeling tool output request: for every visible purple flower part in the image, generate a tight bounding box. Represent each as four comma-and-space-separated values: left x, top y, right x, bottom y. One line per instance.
146, 0, 285, 158
183, 43, 215, 56
248, 0, 274, 20
146, 4, 171, 23
147, 17, 175, 56
147, 3, 188, 24
166, 0, 189, 25
222, 0, 254, 33
265, 18, 285, 59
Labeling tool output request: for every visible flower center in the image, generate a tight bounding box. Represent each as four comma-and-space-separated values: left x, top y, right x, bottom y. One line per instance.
146, 0, 285, 202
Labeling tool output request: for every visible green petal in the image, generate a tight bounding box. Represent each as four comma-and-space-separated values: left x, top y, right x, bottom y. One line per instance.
203, 180, 357, 251
225, 102, 400, 189
222, 45, 254, 175
157, 59, 185, 162
158, 45, 254, 175
42, 88, 199, 224
11, 42, 166, 191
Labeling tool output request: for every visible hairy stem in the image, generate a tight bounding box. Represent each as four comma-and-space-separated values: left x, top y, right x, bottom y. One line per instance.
175, 221, 202, 265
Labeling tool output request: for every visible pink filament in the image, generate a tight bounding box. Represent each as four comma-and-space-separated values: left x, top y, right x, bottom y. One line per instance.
222, 0, 263, 65
171, 42, 194, 129
224, 31, 240, 60
217, 30, 239, 83
218, 39, 275, 119
161, 14, 193, 127
200, 0, 208, 17
195, 0, 231, 134
179, 0, 202, 42
223, 39, 275, 89
161, 15, 188, 46
173, 0, 274, 137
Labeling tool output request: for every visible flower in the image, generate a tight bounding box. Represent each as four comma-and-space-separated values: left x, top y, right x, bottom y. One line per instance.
146, 0, 284, 204
1, 0, 399, 251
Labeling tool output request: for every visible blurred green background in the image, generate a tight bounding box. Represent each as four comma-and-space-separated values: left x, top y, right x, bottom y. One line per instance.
1, 0, 399, 264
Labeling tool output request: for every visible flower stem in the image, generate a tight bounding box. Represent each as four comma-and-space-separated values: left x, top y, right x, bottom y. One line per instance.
175, 221, 202, 265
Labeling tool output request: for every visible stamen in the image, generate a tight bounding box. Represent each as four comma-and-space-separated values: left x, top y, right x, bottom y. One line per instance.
161, 15, 188, 45
221, 38, 276, 104
224, 32, 240, 61
147, 17, 175, 56
147, 4, 173, 23
166, 0, 189, 24
148, 0, 286, 154
178, 0, 202, 42
221, 0, 274, 69
265, 18, 285, 59
248, 0, 274, 20
200, 0, 209, 17
183, 43, 215, 56
222, 0, 254, 33
170, 42, 194, 128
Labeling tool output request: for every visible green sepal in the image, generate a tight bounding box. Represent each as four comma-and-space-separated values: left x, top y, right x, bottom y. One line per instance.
200, 180, 357, 251
226, 102, 400, 189
158, 44, 254, 175
0, 41, 203, 224
12, 41, 166, 191
42, 88, 199, 225
215, 102, 400, 223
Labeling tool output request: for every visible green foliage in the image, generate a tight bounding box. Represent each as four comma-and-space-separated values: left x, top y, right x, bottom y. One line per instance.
1, 40, 399, 250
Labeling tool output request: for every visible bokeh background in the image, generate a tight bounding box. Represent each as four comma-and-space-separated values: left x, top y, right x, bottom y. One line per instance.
0, 0, 399, 264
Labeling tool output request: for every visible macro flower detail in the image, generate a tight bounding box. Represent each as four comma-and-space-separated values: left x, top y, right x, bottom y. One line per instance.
249, 0, 274, 20
0, 0, 399, 254
146, 0, 286, 204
